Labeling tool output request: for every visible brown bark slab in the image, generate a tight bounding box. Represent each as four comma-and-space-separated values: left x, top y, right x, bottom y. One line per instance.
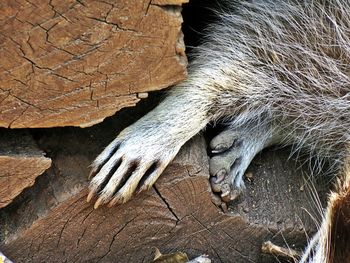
0, 117, 328, 263
0, 0, 188, 128
0, 130, 51, 208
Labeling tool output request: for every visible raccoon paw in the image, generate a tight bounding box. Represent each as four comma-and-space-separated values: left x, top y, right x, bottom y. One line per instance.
87, 125, 180, 208
209, 127, 263, 203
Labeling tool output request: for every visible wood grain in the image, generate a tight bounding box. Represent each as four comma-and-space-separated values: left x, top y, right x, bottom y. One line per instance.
0, 0, 188, 128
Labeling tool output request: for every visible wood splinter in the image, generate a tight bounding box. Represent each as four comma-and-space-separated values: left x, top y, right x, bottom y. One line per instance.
261, 241, 301, 262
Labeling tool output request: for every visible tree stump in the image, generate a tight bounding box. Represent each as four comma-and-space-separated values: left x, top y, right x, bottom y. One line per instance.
0, 129, 51, 208
0, 114, 328, 262
0, 0, 188, 128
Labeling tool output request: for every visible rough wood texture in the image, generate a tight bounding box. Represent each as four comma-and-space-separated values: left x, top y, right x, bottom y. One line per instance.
0, 0, 188, 128
0, 115, 328, 263
0, 129, 51, 209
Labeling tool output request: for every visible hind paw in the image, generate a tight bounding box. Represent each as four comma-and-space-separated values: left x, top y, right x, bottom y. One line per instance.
209, 127, 269, 203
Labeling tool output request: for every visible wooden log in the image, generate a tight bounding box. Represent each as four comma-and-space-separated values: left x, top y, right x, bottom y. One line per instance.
0, 0, 188, 128
0, 130, 51, 209
0, 120, 328, 262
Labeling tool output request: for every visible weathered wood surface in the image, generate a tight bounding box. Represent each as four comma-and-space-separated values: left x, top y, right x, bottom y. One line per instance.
0, 0, 188, 128
0, 112, 328, 263
0, 129, 51, 209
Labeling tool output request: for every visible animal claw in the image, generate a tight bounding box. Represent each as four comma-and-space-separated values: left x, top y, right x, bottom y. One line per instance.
94, 197, 103, 209
108, 196, 121, 207
86, 191, 95, 203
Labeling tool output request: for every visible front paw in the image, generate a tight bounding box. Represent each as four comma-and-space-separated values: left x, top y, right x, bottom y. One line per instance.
87, 130, 177, 208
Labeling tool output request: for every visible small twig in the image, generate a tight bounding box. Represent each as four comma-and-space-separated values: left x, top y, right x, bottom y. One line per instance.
261, 241, 301, 262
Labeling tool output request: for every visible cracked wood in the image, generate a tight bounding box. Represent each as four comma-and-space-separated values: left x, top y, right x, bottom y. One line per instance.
0, 0, 188, 128
0, 129, 51, 208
